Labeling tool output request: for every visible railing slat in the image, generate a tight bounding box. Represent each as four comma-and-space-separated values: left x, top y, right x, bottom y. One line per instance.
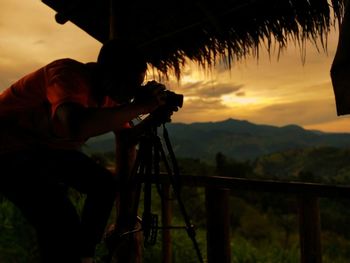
205, 187, 231, 263
298, 195, 322, 263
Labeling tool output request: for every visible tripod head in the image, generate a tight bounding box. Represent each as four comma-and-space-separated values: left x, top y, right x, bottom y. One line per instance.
149, 104, 180, 127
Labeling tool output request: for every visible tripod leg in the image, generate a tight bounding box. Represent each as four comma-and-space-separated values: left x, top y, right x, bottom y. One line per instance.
155, 137, 204, 263
142, 137, 156, 246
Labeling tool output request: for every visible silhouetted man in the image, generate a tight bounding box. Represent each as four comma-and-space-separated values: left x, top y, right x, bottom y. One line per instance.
0, 39, 170, 263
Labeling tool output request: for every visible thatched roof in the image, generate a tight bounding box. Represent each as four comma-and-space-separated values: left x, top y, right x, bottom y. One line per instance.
42, 0, 345, 78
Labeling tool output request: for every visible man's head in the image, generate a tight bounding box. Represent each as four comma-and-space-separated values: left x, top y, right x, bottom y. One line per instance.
97, 39, 148, 103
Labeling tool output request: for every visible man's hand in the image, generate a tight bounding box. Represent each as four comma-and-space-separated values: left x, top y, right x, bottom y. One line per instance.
135, 81, 168, 114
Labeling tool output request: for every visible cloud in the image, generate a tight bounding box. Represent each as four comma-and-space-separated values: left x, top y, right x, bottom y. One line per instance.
172, 97, 343, 130
249, 99, 338, 126
0, 0, 101, 92
183, 98, 228, 111
33, 40, 46, 45
188, 83, 243, 98
236, 91, 246, 96
172, 98, 232, 123
174, 79, 244, 99
166, 79, 242, 122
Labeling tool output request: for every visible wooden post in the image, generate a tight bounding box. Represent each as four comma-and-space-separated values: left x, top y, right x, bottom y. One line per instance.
205, 187, 231, 263
161, 184, 173, 263
112, 131, 142, 263
109, 0, 117, 39
109, 0, 143, 260
298, 195, 322, 263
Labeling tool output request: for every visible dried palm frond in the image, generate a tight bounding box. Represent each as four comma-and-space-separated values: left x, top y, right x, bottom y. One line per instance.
43, 0, 345, 78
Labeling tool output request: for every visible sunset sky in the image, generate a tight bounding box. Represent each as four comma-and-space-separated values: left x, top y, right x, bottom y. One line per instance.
1, 0, 350, 133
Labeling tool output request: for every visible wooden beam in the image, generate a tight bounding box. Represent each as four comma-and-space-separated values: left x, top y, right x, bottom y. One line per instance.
109, 0, 116, 39
142, 174, 350, 199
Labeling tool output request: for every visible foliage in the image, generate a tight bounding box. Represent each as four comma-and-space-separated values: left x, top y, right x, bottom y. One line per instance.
3, 146, 350, 262
231, 235, 300, 263
253, 146, 350, 184
0, 198, 40, 262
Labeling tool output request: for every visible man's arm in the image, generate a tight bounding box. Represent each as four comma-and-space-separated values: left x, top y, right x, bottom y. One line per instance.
53, 99, 161, 140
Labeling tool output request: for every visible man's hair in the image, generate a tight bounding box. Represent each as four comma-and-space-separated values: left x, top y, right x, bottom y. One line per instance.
97, 39, 147, 74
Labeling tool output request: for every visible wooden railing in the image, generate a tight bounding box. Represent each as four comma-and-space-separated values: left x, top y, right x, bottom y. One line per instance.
142, 174, 350, 263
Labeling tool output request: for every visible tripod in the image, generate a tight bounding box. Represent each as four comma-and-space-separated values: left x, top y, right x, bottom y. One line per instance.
127, 122, 204, 262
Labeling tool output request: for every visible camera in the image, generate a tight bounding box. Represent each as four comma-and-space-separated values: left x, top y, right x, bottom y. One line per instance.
162, 90, 184, 108
136, 81, 184, 108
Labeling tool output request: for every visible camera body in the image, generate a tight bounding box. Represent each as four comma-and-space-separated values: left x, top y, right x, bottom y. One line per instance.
162, 90, 184, 108
136, 81, 183, 108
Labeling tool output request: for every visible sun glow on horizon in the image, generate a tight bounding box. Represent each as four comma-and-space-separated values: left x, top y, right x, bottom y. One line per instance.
1, 0, 350, 132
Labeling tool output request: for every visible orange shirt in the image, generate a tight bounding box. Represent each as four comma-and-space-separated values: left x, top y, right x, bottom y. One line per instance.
0, 58, 118, 153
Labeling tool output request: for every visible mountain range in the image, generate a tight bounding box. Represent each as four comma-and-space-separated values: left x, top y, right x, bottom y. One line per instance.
84, 118, 350, 161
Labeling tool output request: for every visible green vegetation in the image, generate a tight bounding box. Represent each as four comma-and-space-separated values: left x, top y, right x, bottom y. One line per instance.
2, 146, 350, 262
0, 197, 40, 262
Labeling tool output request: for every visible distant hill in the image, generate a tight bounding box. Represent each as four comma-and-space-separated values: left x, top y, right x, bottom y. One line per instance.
84, 118, 350, 161
252, 147, 350, 183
